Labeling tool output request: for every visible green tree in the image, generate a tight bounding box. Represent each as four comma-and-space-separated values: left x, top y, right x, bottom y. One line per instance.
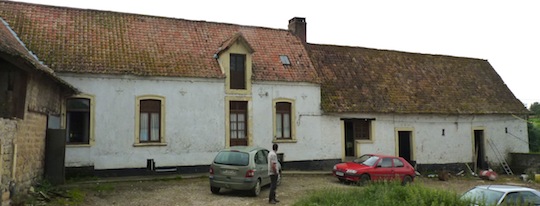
529, 122, 540, 152
530, 102, 540, 116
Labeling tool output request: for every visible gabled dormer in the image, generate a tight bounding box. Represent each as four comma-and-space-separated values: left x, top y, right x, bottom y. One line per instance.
215, 33, 254, 94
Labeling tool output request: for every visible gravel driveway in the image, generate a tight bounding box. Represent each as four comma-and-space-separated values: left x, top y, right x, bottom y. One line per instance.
72, 173, 540, 206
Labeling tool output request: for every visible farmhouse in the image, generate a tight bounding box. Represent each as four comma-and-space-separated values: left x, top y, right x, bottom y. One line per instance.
0, 17, 77, 204
0, 1, 529, 179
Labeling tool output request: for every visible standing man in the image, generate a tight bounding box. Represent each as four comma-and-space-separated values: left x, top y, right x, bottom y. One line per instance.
268, 143, 279, 204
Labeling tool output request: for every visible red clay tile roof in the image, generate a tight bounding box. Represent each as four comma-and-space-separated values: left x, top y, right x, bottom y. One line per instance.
0, 17, 77, 94
0, 1, 319, 83
307, 44, 528, 114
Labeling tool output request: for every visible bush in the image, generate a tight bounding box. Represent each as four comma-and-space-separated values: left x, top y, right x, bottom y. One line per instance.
294, 181, 480, 206
529, 122, 540, 152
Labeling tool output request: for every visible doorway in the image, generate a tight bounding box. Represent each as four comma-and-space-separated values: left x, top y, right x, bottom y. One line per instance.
398, 131, 413, 164
229, 101, 248, 146
474, 130, 487, 171
344, 121, 355, 157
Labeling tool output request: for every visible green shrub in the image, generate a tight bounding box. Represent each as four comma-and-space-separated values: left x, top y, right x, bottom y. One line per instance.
294, 181, 482, 206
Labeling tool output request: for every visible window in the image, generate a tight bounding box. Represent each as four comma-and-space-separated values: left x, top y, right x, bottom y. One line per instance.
353, 119, 371, 140
230, 54, 246, 89
139, 99, 161, 142
66, 98, 91, 144
279, 55, 291, 65
377, 158, 392, 168
275, 102, 291, 139
273, 99, 296, 142
230, 101, 248, 146
502, 191, 540, 205
0, 63, 27, 119
393, 158, 404, 167
135, 95, 166, 145
255, 150, 268, 165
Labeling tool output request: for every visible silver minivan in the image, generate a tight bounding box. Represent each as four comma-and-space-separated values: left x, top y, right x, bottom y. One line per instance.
209, 146, 276, 196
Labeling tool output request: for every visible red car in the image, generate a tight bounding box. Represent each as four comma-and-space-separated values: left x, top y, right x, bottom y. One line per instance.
332, 154, 415, 185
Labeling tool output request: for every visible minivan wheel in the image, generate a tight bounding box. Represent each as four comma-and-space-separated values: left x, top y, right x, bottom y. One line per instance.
251, 179, 261, 196
210, 186, 220, 194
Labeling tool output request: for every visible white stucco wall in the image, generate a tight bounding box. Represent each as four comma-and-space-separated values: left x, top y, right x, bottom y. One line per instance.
251, 82, 341, 162
324, 113, 529, 165
61, 74, 227, 169
58, 73, 528, 170
60, 74, 336, 169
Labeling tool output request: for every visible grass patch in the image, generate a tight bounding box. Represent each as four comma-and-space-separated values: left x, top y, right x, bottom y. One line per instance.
294, 181, 484, 206
48, 188, 86, 205
531, 117, 540, 127
14, 180, 87, 206
93, 183, 115, 192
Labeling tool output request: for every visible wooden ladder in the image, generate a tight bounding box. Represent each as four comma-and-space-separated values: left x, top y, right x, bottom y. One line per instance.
487, 139, 514, 175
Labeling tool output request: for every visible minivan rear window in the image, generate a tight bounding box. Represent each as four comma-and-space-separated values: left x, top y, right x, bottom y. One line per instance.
214, 151, 249, 166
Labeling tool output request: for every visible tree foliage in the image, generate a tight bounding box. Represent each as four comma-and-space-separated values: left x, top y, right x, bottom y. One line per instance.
529, 122, 540, 152
530, 102, 540, 116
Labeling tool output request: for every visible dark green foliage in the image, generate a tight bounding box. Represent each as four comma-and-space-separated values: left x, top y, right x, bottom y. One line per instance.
529, 121, 540, 152
530, 102, 540, 116
294, 181, 484, 206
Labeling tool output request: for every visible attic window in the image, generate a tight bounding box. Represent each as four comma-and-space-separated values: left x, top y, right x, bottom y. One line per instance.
280, 55, 291, 65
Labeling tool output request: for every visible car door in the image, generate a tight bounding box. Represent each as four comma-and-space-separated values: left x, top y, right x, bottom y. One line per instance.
374, 158, 394, 181
392, 158, 408, 180
254, 150, 270, 185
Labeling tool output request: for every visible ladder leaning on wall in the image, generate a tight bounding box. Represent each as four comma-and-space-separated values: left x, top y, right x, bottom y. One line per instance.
487, 139, 514, 175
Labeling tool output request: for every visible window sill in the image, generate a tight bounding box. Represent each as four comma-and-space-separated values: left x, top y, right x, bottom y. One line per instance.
66, 144, 92, 148
226, 89, 250, 95
355, 140, 373, 144
133, 142, 167, 147
273, 139, 297, 143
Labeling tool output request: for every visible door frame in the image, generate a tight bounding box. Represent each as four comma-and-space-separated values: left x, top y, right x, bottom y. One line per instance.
472, 127, 487, 172
395, 128, 415, 164
225, 96, 252, 147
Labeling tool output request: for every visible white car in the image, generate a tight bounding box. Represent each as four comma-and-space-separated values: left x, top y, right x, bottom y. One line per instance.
461, 185, 540, 205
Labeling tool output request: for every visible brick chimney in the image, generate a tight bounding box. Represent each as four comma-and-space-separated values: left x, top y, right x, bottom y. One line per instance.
288, 17, 306, 43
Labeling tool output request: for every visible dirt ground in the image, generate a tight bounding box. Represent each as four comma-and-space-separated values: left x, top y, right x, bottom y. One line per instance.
71, 173, 540, 206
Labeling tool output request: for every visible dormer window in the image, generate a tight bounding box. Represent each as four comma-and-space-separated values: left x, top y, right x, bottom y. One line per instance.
230, 53, 246, 90
280, 55, 291, 65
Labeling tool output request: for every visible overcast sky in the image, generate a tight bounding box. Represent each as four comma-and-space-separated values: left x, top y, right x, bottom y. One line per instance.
14, 0, 540, 107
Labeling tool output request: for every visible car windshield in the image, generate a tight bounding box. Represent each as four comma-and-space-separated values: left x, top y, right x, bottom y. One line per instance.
461, 187, 504, 205
353, 155, 380, 167
213, 151, 250, 166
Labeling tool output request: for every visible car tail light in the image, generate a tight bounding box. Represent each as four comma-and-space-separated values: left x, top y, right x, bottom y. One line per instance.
245, 169, 255, 177
209, 166, 214, 175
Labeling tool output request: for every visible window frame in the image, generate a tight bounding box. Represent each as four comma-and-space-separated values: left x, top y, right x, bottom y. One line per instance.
353, 119, 371, 141
134, 95, 166, 146
63, 94, 95, 147
272, 98, 296, 143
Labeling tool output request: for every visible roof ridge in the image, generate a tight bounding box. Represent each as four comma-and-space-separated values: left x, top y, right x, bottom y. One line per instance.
308, 43, 488, 62
1, 0, 290, 33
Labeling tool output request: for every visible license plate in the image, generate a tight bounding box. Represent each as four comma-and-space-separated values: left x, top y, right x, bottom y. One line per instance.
222, 170, 237, 175
335, 171, 344, 176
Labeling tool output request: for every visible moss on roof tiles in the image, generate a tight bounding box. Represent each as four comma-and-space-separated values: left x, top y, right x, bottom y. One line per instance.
308, 44, 528, 115
0, 17, 78, 94
0, 1, 319, 83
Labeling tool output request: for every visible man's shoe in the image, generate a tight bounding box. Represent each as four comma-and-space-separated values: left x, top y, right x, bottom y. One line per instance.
269, 200, 277, 204
274, 199, 280, 203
